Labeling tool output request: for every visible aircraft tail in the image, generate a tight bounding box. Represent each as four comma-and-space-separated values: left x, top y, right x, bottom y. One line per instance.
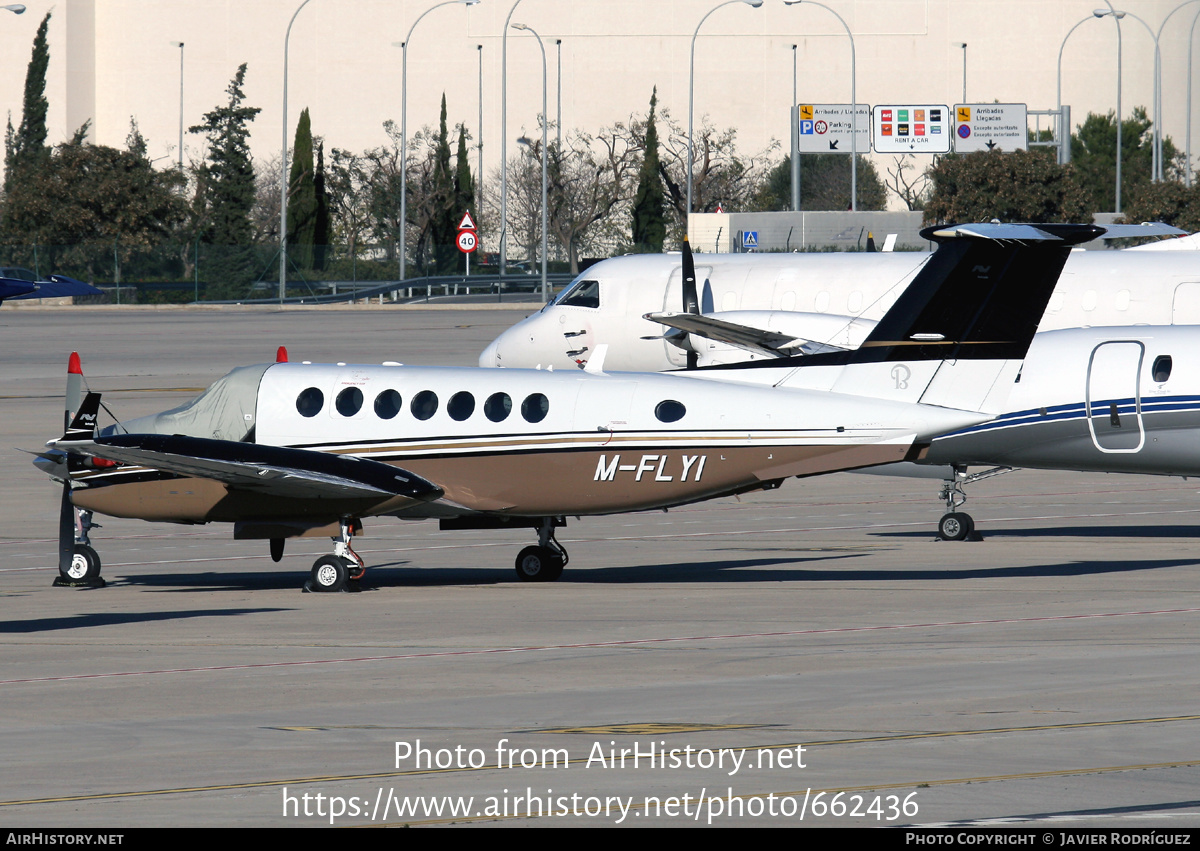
62, 392, 101, 443
774, 223, 1104, 414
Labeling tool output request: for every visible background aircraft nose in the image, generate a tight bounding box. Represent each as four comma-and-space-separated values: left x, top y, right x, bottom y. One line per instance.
478, 336, 502, 367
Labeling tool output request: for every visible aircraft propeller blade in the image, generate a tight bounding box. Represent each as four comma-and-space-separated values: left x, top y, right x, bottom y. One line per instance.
681, 237, 699, 369
58, 483, 74, 574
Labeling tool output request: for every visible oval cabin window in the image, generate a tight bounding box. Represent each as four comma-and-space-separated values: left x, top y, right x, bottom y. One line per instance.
411, 390, 439, 421
448, 391, 476, 421
374, 389, 402, 419
484, 392, 512, 422
521, 393, 549, 423
296, 387, 324, 418
655, 400, 686, 423
335, 387, 363, 417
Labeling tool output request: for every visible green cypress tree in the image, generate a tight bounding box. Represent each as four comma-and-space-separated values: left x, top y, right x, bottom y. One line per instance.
630, 88, 666, 253
7, 12, 51, 181
454, 126, 474, 231
287, 108, 317, 269
189, 64, 262, 298
430, 94, 457, 274
4, 11, 52, 211
314, 139, 330, 271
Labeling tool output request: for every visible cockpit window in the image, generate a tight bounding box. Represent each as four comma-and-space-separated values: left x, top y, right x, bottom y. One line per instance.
556, 279, 600, 309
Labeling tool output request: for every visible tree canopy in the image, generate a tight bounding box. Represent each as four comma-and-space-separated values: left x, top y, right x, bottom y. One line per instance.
923, 149, 1091, 224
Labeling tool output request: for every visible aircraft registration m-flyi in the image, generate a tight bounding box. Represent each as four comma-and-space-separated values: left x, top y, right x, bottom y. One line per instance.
34, 223, 1103, 591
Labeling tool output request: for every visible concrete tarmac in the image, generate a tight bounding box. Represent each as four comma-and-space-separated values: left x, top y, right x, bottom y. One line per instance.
2, 308, 1200, 828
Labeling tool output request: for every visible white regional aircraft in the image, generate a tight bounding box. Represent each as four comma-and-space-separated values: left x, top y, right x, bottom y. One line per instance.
480, 235, 1200, 372
34, 223, 1097, 591
481, 230, 1197, 539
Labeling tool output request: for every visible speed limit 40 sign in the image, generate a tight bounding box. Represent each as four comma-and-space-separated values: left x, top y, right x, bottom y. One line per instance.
456, 229, 478, 253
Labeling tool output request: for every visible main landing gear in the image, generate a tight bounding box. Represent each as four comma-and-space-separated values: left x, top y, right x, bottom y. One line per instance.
514, 518, 568, 582
55, 507, 105, 587
936, 465, 1013, 541
306, 518, 365, 593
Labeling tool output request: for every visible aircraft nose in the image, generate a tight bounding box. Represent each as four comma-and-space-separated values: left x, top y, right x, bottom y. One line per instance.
478, 335, 502, 367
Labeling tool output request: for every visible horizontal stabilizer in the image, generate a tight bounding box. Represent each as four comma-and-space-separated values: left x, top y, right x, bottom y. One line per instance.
646, 311, 801, 358
57, 433, 444, 503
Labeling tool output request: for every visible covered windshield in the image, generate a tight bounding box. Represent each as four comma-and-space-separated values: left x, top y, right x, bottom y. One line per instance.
101, 363, 271, 442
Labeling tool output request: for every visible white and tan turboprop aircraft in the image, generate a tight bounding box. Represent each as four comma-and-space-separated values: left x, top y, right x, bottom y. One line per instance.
33, 224, 1119, 591
480, 234, 1199, 372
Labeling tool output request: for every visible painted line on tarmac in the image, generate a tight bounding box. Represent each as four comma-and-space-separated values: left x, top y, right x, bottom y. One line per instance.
2, 607, 1198, 686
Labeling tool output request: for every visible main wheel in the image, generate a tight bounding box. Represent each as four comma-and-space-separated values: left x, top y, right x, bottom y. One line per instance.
62, 544, 101, 581
515, 546, 564, 582
938, 512, 974, 541
311, 555, 350, 592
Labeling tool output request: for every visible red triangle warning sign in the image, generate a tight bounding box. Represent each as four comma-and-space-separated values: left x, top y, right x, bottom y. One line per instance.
458, 211, 477, 231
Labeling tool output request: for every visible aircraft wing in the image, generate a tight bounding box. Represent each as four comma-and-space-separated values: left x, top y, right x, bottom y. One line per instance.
644, 311, 850, 358
0, 279, 38, 302
57, 433, 444, 503
0, 274, 103, 302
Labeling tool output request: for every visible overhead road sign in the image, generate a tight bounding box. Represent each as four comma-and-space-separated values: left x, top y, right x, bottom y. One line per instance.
953, 104, 1029, 153
872, 105, 951, 154
796, 103, 871, 154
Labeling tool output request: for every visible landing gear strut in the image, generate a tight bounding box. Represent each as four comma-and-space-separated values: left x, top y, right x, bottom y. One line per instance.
307, 518, 364, 593
936, 465, 1013, 541
55, 507, 104, 586
515, 518, 568, 582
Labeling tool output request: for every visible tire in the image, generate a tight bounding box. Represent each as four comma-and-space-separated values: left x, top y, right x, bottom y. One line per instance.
938, 512, 974, 542
515, 546, 564, 582
311, 555, 350, 592
62, 544, 101, 581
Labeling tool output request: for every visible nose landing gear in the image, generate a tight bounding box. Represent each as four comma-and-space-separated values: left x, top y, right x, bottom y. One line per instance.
936, 466, 1013, 541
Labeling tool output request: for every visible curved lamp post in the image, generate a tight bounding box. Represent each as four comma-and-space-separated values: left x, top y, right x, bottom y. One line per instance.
687, 0, 762, 217
280, 0, 316, 302
784, 1, 857, 211
511, 22, 548, 302
397, 0, 479, 283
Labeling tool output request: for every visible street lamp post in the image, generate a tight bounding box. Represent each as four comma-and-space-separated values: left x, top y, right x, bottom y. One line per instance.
280, 0, 316, 302
511, 22, 548, 303
955, 42, 967, 103
1155, 1, 1200, 182
1189, 7, 1200, 185
1114, 10, 1160, 181
397, 0, 479, 284
785, 1, 857, 211
1057, 14, 1101, 165
501, 0, 524, 282
171, 42, 184, 170
688, 0, 763, 218
791, 43, 800, 212
1096, 2, 1124, 213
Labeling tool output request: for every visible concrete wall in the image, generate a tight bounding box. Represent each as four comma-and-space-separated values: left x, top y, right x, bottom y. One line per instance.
689, 211, 928, 253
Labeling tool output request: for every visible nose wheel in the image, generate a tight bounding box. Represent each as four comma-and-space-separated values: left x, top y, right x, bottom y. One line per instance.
935, 466, 1013, 541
